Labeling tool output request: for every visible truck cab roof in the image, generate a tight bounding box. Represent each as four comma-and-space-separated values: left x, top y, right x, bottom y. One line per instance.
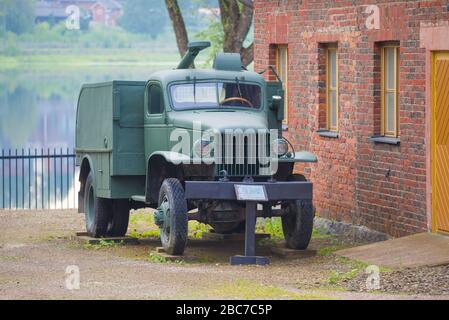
148, 68, 266, 87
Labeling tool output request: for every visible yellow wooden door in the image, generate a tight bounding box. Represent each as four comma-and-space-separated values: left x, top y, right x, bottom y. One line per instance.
432, 52, 449, 233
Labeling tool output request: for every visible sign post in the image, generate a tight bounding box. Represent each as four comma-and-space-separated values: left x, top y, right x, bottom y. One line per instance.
230, 184, 270, 266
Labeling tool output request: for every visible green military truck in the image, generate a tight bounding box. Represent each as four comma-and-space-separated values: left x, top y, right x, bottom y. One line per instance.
76, 42, 317, 262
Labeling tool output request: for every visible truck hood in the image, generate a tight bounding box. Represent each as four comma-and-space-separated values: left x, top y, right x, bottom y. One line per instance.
169, 110, 268, 132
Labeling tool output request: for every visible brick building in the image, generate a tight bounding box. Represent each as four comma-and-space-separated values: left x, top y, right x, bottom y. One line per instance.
253, 0, 449, 237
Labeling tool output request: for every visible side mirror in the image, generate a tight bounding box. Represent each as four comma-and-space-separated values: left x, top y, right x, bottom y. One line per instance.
270, 95, 284, 121
270, 95, 282, 111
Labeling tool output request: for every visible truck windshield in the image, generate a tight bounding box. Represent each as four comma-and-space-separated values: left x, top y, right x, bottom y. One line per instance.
170, 81, 262, 110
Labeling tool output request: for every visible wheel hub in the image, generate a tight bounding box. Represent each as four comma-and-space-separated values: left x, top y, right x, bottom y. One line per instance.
154, 209, 165, 228
155, 198, 171, 232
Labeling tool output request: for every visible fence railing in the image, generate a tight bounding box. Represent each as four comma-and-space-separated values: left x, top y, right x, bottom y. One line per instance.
0, 148, 78, 210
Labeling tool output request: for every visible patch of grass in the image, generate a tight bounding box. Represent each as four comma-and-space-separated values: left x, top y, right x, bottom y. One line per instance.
83, 240, 124, 250
148, 253, 184, 265
128, 229, 160, 239
129, 210, 154, 225
188, 221, 211, 239
128, 210, 160, 239
312, 228, 333, 240
317, 245, 346, 256
337, 256, 393, 273
256, 217, 284, 240
196, 279, 335, 300
328, 257, 393, 286
148, 253, 168, 263
328, 268, 361, 285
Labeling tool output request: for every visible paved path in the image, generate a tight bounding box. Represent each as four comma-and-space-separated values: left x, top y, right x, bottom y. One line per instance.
336, 233, 449, 269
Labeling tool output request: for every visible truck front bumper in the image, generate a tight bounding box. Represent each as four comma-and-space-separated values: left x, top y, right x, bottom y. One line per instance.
184, 180, 313, 202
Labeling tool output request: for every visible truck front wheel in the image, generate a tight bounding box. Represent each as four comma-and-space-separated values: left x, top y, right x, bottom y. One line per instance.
84, 172, 111, 238
156, 178, 188, 255
281, 200, 315, 250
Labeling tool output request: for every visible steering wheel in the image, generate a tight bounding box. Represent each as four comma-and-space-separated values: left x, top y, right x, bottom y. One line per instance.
220, 97, 255, 108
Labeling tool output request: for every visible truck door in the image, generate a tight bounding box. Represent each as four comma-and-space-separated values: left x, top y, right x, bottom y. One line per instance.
144, 82, 168, 161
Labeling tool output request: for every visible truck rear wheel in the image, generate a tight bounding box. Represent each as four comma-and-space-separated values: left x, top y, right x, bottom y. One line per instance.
156, 178, 188, 255
84, 172, 111, 238
107, 200, 130, 237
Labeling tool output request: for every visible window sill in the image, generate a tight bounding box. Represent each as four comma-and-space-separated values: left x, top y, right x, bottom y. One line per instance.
282, 123, 289, 132
316, 130, 339, 138
370, 136, 401, 145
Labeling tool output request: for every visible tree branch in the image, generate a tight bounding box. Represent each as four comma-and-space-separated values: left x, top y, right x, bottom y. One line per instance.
218, 0, 240, 52
241, 43, 254, 67
165, 0, 189, 57
235, 3, 253, 47
237, 0, 253, 9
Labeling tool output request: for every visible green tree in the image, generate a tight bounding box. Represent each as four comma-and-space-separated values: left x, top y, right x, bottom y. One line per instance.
165, 0, 254, 66
0, 0, 35, 35
119, 0, 167, 38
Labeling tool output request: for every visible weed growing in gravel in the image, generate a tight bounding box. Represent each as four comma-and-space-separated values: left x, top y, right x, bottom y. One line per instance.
128, 210, 159, 239
317, 244, 346, 256
328, 257, 393, 286
311, 228, 333, 239
128, 229, 159, 239
83, 240, 124, 250
148, 253, 168, 263
256, 217, 284, 239
188, 221, 211, 239
328, 268, 361, 285
148, 253, 184, 265
194, 279, 336, 300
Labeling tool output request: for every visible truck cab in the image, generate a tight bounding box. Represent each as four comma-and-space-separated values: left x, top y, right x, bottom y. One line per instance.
76, 42, 317, 257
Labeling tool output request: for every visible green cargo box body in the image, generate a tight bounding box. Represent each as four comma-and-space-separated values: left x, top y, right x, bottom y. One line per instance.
76, 81, 146, 199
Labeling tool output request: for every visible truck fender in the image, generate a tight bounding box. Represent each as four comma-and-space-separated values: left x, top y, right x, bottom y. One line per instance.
145, 152, 186, 204
279, 151, 318, 163
78, 155, 95, 213
149, 151, 191, 165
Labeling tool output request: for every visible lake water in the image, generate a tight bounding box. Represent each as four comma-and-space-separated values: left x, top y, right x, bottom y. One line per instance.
0, 62, 173, 209
0, 64, 172, 150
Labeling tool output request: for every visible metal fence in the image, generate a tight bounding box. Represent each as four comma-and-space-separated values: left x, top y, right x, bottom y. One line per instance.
0, 149, 78, 210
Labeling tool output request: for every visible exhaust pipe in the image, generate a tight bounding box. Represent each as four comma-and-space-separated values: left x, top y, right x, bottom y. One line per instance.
177, 41, 211, 69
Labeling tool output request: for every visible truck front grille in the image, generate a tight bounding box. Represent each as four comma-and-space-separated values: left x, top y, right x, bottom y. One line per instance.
215, 132, 270, 177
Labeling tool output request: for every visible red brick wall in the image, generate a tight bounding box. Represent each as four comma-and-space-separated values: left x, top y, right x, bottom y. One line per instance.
254, 0, 449, 237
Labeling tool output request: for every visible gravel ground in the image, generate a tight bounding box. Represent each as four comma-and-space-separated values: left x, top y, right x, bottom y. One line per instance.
0, 210, 448, 300
344, 265, 449, 296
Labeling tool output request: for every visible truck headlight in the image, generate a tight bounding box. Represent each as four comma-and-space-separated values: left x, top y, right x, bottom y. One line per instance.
193, 139, 213, 157
272, 138, 289, 157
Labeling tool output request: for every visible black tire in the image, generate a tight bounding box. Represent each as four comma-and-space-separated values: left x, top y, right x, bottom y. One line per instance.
107, 200, 130, 237
281, 200, 315, 250
281, 174, 315, 250
84, 172, 112, 238
158, 178, 188, 255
